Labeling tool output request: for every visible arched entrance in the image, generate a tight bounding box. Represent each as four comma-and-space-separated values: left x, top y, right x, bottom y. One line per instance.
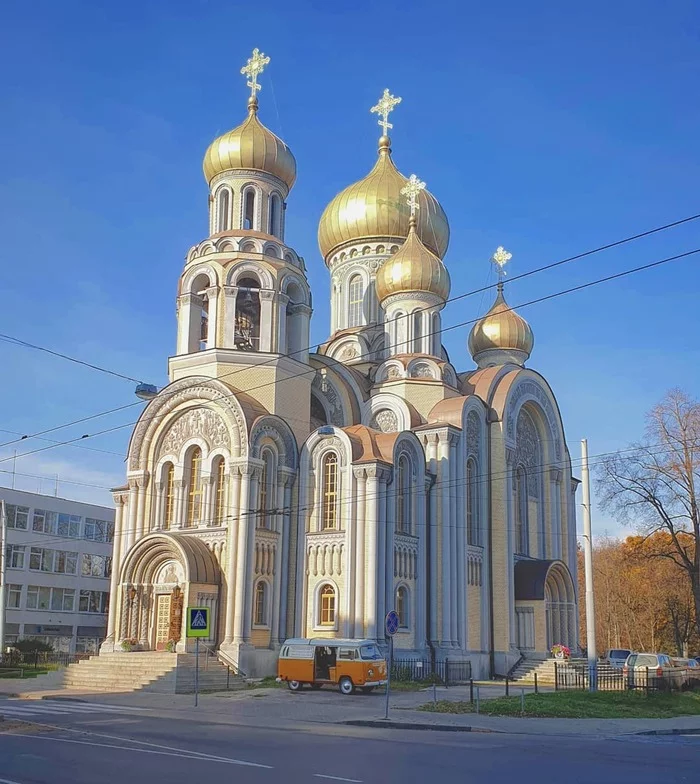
118, 533, 221, 652
544, 562, 577, 650
514, 559, 577, 655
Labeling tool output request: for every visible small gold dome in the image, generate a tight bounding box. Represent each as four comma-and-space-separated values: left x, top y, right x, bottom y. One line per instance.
203, 97, 296, 190
468, 285, 534, 363
318, 136, 449, 260
376, 220, 450, 302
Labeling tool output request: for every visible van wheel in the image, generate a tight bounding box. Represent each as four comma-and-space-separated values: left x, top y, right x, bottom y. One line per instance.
287, 680, 302, 692
339, 676, 354, 695
361, 686, 375, 694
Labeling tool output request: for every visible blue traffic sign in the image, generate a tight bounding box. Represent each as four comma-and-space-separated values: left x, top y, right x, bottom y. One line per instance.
186, 606, 210, 638
385, 610, 400, 636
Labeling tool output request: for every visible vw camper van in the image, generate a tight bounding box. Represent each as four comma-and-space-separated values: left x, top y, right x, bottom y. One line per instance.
277, 638, 387, 695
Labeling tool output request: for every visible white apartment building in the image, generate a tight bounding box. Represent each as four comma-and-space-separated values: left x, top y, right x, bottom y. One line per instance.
2, 488, 115, 654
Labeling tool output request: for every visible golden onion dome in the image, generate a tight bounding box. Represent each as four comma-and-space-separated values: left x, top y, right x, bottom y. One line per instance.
203, 96, 296, 190
469, 284, 534, 364
376, 218, 450, 302
318, 136, 449, 260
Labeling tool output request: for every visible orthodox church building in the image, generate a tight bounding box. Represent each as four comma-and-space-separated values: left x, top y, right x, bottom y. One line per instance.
102, 51, 579, 678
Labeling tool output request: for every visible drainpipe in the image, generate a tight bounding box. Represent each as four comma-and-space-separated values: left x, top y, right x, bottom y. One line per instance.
425, 473, 436, 670
487, 414, 496, 680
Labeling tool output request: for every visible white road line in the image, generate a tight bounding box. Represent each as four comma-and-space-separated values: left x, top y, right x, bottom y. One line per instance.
314, 776, 362, 783
11, 734, 273, 768
0, 777, 24, 784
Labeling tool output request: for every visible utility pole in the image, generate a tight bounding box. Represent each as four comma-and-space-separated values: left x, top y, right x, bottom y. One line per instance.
0, 500, 7, 655
581, 439, 597, 691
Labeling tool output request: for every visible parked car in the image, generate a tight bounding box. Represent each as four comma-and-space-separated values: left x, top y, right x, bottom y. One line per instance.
623, 653, 686, 689
603, 648, 632, 669
672, 658, 700, 687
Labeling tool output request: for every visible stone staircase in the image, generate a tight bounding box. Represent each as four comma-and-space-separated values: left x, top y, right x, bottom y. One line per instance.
509, 658, 560, 685
32, 652, 246, 694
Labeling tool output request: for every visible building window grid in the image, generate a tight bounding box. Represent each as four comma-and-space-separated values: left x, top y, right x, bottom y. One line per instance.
319, 584, 336, 626
6, 545, 26, 569
348, 275, 363, 328
214, 458, 226, 526
26, 585, 75, 612
254, 581, 267, 626
5, 504, 29, 530
6, 584, 22, 609
163, 463, 175, 530
32, 510, 81, 538
29, 547, 78, 575
84, 518, 114, 543
81, 553, 112, 579
79, 590, 109, 614
466, 458, 479, 546
186, 448, 204, 527
321, 453, 339, 530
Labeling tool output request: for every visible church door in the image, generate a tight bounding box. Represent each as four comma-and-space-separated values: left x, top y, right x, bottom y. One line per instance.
155, 594, 172, 651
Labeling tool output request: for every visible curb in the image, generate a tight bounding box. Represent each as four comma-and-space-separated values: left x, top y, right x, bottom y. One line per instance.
341, 719, 476, 733
636, 728, 700, 736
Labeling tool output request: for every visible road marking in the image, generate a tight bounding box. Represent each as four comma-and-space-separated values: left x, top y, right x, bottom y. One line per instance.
9, 734, 273, 768
314, 776, 362, 783
0, 778, 24, 784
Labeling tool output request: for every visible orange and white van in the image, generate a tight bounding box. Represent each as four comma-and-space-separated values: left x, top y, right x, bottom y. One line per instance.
277, 638, 387, 695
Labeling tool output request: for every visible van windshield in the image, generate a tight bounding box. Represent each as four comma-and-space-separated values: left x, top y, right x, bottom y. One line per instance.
360, 644, 382, 660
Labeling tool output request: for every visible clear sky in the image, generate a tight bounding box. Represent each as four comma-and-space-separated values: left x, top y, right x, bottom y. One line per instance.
0, 0, 698, 539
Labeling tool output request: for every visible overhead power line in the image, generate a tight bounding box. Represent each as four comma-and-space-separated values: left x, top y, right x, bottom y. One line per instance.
1, 212, 698, 451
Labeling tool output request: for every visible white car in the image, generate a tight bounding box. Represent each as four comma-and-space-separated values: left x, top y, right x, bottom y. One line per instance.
603, 648, 632, 669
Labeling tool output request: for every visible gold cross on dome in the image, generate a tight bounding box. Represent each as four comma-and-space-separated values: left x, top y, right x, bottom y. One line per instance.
371, 88, 402, 135
241, 48, 270, 97
491, 246, 512, 281
401, 174, 426, 219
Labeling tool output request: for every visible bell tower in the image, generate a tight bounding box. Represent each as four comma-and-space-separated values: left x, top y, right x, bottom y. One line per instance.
170, 49, 312, 445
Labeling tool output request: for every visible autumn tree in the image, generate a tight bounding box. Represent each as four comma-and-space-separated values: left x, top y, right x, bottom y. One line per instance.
597, 389, 700, 639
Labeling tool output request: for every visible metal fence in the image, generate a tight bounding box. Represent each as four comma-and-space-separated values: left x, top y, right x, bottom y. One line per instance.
391, 657, 472, 686
0, 651, 90, 669
554, 661, 698, 692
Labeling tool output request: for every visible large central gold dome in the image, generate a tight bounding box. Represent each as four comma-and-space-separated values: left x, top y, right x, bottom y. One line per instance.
203, 97, 296, 190
318, 136, 449, 260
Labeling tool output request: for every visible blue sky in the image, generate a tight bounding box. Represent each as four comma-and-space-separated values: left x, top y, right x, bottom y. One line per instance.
0, 0, 698, 539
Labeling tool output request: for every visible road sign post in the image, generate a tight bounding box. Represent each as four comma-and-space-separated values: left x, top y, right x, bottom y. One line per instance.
384, 610, 399, 720
186, 607, 210, 707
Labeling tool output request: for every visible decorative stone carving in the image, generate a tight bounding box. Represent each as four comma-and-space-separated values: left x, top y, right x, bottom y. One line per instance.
383, 365, 402, 381
250, 418, 297, 470
466, 410, 480, 457
369, 409, 398, 433
311, 372, 344, 426
410, 362, 435, 379
506, 380, 561, 458
341, 345, 359, 360
160, 407, 231, 456
515, 408, 540, 498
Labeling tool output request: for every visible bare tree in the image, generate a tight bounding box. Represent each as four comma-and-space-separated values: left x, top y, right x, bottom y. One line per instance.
597, 389, 700, 639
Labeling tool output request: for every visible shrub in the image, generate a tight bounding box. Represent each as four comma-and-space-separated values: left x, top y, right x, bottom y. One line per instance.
13, 638, 54, 654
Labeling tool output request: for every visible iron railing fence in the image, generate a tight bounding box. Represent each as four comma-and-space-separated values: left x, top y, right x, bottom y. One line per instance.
553, 660, 696, 692
391, 657, 472, 686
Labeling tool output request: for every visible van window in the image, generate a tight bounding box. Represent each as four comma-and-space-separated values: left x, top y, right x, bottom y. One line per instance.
281, 646, 289, 658
634, 654, 658, 667
609, 649, 630, 659
338, 648, 355, 660
360, 644, 382, 660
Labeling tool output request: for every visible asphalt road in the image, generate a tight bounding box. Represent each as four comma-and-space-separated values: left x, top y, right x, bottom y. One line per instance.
0, 706, 699, 784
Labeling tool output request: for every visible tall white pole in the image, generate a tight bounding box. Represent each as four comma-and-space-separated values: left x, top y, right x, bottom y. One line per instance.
581, 439, 597, 691
0, 500, 7, 655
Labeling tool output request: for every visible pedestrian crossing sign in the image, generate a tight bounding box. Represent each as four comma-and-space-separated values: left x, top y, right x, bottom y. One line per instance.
186, 606, 210, 638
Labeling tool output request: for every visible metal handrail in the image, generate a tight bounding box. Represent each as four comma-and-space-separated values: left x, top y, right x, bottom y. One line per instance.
194, 643, 247, 680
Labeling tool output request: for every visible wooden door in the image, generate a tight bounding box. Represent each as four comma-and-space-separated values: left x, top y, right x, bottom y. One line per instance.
155, 594, 172, 650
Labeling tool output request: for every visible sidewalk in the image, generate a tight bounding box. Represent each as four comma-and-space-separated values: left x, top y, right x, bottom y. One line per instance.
3, 682, 700, 737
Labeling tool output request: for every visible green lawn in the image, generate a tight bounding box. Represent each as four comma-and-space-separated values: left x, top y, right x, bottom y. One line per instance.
419, 690, 700, 719
0, 666, 52, 680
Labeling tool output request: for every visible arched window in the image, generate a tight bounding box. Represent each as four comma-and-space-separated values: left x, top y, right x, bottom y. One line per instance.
254, 581, 267, 626
269, 194, 280, 236
217, 188, 230, 232
186, 447, 203, 527
467, 458, 478, 545
258, 450, 275, 529
244, 189, 256, 230
234, 276, 261, 351
163, 462, 175, 530
319, 584, 336, 626
396, 455, 411, 533
213, 457, 227, 526
515, 466, 529, 555
321, 453, 339, 530
396, 585, 409, 629
412, 311, 422, 354
348, 275, 363, 328
199, 295, 209, 351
